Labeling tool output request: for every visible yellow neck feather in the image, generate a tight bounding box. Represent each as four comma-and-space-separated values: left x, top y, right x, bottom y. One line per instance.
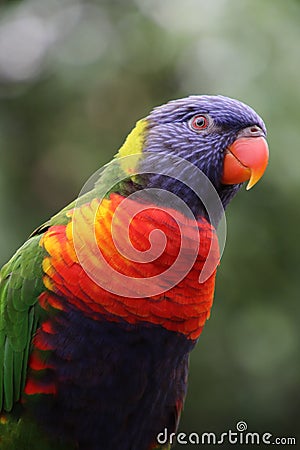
116, 118, 148, 158
115, 118, 148, 175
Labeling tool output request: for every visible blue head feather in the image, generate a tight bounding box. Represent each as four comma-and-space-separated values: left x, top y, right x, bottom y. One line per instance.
140, 95, 266, 216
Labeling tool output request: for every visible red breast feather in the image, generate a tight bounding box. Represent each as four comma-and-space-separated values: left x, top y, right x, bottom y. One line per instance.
40, 193, 219, 340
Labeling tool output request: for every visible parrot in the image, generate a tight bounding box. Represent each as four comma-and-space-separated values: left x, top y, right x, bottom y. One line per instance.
0, 95, 269, 450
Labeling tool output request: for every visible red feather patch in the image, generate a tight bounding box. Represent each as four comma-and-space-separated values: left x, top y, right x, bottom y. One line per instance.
39, 193, 219, 340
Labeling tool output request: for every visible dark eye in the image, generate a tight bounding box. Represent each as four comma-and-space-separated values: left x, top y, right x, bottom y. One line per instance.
189, 114, 209, 131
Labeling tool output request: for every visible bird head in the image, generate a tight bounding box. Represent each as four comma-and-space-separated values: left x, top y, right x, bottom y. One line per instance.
116, 95, 269, 218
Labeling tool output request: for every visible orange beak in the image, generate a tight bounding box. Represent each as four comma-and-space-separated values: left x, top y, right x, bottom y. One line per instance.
221, 130, 269, 190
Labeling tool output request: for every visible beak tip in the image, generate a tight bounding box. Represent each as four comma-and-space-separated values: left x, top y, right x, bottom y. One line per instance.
246, 178, 255, 190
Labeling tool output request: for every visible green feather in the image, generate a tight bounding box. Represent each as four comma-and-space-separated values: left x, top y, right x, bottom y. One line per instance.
0, 141, 143, 415
0, 342, 3, 408
13, 351, 23, 401
3, 339, 13, 411
21, 308, 36, 393
0, 235, 45, 412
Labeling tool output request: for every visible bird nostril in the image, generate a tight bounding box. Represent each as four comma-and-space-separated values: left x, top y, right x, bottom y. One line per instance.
250, 125, 261, 134
237, 125, 264, 139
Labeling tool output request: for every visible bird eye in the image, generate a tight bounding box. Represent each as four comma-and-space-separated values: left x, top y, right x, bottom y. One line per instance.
189, 114, 209, 131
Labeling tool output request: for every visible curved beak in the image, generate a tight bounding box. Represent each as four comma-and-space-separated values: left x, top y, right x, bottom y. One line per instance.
221, 126, 269, 190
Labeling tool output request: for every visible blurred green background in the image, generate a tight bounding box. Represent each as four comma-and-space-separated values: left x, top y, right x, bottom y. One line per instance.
0, 0, 299, 447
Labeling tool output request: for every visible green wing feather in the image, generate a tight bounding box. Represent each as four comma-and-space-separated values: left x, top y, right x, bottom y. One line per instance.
0, 235, 45, 412
0, 171, 108, 413
0, 153, 137, 414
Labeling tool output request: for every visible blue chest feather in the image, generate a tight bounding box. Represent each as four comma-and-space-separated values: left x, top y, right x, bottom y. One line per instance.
26, 306, 195, 450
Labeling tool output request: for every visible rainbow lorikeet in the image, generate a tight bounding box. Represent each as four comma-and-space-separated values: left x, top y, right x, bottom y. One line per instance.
0, 95, 268, 449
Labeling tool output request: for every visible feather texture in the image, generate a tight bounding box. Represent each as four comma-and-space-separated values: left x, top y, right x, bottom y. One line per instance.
0, 95, 268, 449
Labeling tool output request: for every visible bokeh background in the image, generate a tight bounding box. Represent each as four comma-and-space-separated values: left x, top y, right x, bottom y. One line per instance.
0, 0, 299, 447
